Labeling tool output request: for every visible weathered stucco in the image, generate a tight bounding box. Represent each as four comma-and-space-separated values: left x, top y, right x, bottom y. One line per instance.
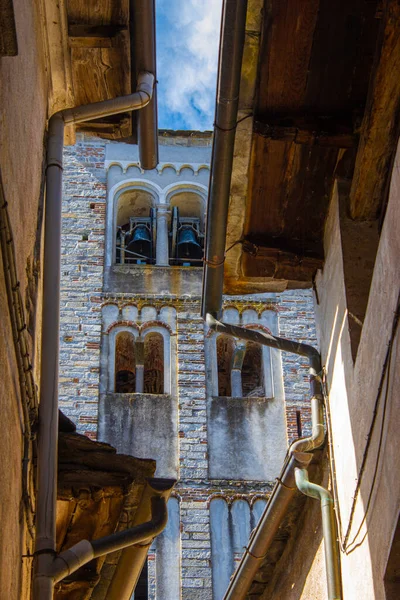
99, 393, 179, 478
0, 0, 49, 596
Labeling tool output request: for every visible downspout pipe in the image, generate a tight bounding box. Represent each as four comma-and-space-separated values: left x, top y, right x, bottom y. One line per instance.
35, 495, 167, 586
295, 468, 342, 600
34, 71, 155, 600
205, 315, 332, 600
201, 0, 248, 319
132, 0, 158, 170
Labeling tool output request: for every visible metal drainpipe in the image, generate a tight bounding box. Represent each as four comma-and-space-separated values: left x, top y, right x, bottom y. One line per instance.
35, 496, 168, 589
201, 0, 248, 319
34, 71, 155, 600
295, 468, 342, 600
205, 315, 341, 600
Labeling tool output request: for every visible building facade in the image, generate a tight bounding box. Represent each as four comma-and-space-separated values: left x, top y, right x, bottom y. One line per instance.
59, 133, 317, 599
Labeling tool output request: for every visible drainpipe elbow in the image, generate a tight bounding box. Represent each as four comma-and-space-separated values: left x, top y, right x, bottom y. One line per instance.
294, 467, 333, 504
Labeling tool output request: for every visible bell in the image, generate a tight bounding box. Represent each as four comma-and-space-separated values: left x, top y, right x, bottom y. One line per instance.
177, 226, 203, 261
126, 225, 152, 262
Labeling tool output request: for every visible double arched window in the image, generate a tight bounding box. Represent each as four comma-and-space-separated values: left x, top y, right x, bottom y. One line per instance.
106, 180, 207, 268
110, 326, 170, 395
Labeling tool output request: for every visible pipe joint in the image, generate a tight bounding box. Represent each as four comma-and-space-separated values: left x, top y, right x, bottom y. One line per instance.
50, 540, 95, 583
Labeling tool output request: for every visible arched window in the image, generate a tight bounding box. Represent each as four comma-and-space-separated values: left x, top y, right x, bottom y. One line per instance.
144, 332, 164, 394
115, 331, 136, 393
241, 341, 264, 397
217, 335, 235, 396
115, 189, 155, 265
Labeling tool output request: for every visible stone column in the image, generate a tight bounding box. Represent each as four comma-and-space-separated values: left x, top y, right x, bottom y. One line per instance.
230, 369, 243, 397
135, 339, 144, 393
156, 205, 170, 266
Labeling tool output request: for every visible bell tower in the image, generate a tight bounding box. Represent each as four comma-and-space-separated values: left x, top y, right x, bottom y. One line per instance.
59, 131, 317, 600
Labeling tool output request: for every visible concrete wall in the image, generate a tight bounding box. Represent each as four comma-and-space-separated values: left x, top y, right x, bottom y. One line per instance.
0, 0, 51, 597
266, 146, 400, 600
99, 393, 178, 478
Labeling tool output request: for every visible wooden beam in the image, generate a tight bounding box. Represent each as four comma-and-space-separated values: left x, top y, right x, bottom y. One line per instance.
350, 0, 400, 220
254, 115, 357, 148
241, 242, 323, 283
68, 24, 127, 48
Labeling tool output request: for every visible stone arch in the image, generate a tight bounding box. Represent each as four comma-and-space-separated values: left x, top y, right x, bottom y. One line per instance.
105, 179, 163, 267
164, 182, 207, 230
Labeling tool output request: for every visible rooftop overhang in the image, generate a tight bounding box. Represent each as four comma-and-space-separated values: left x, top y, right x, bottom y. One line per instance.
222, 0, 400, 295
44, 0, 157, 145
55, 415, 175, 599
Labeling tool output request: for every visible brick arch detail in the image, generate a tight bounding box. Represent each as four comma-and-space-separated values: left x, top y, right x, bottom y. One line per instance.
106, 320, 139, 334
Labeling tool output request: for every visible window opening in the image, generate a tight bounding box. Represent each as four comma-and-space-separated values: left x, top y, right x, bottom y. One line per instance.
241, 342, 264, 397
144, 332, 164, 394
133, 558, 148, 599
116, 209, 156, 264
115, 190, 155, 265
115, 331, 136, 393
296, 410, 302, 438
217, 335, 235, 396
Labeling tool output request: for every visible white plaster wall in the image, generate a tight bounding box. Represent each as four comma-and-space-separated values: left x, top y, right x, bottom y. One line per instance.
312, 145, 400, 599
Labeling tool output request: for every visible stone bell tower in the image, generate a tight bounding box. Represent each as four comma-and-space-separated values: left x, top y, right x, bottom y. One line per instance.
59, 131, 316, 600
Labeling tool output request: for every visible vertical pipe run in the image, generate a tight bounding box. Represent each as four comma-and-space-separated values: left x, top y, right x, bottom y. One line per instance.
34, 73, 155, 600
36, 114, 64, 554
294, 468, 342, 600
201, 0, 248, 319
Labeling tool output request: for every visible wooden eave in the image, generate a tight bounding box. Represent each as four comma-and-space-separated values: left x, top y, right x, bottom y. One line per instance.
224, 0, 400, 292
46, 0, 139, 143
54, 428, 156, 599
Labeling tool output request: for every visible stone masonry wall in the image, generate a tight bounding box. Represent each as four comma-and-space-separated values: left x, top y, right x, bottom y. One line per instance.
59, 137, 108, 438
278, 289, 317, 443
59, 135, 318, 599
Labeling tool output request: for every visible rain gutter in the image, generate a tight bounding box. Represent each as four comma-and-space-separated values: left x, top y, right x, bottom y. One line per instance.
295, 468, 342, 600
132, 0, 159, 169
34, 70, 157, 600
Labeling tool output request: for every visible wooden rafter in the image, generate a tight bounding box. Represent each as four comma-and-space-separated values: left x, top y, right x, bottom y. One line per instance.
350, 0, 400, 220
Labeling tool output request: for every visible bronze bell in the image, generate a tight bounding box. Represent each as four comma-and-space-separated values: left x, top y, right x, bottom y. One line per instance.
126, 224, 152, 262
177, 226, 202, 261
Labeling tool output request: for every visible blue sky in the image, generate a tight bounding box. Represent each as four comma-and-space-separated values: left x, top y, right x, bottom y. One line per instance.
156, 0, 223, 131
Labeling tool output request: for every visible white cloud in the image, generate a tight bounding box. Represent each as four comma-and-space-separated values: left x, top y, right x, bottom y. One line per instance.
156, 0, 223, 130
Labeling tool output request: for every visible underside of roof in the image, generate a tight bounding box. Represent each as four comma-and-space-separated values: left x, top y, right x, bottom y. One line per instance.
55, 414, 162, 599
224, 0, 400, 294
47, 0, 156, 144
